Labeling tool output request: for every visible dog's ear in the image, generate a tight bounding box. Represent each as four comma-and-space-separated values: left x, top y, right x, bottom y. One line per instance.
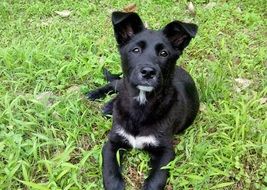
163, 21, 198, 51
112, 11, 145, 46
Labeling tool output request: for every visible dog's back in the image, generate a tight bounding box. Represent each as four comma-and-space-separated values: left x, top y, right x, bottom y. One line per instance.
172, 66, 199, 133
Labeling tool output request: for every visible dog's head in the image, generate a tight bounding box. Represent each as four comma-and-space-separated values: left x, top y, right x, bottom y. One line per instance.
112, 11, 198, 95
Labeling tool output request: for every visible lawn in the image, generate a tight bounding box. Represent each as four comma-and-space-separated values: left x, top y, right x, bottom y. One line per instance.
0, 0, 266, 189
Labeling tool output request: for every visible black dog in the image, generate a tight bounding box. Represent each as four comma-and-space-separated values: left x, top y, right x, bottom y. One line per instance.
88, 11, 199, 190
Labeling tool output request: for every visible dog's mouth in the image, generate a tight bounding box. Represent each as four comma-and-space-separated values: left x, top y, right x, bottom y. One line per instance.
137, 85, 154, 92
133, 78, 158, 91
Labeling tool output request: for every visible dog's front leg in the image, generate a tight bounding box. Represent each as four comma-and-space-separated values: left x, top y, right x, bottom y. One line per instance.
143, 148, 175, 190
102, 140, 125, 190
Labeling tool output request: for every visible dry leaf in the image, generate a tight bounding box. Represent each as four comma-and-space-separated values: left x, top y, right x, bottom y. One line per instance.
108, 9, 116, 15
259, 98, 267, 105
188, 2, 195, 15
199, 103, 207, 112
236, 7, 242, 13
204, 2, 216, 10
55, 10, 71, 18
123, 3, 137, 12
166, 184, 173, 190
183, 18, 194, 23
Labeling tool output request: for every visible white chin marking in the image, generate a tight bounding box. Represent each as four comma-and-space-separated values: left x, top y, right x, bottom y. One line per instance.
134, 86, 154, 105
134, 90, 147, 105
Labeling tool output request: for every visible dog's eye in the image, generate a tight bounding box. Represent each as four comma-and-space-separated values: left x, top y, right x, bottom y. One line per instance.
132, 47, 141, 54
159, 50, 168, 57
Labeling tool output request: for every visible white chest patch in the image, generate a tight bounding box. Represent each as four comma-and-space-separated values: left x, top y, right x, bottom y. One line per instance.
116, 128, 159, 149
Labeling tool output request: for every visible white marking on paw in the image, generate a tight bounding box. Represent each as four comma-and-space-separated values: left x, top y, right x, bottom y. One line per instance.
116, 128, 159, 149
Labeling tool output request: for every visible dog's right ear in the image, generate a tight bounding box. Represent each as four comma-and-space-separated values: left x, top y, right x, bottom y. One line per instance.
112, 11, 145, 46
163, 21, 198, 51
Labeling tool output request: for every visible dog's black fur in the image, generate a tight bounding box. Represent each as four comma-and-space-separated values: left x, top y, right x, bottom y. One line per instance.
88, 12, 199, 190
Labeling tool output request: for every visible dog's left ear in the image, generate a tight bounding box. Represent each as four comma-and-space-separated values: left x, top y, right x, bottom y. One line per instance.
112, 11, 145, 46
163, 21, 198, 51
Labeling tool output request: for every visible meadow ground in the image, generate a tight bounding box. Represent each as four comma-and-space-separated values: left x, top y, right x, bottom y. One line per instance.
0, 0, 266, 189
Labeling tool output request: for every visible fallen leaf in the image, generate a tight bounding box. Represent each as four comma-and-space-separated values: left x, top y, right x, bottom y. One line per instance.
259, 98, 267, 105
204, 2, 216, 10
236, 7, 242, 13
55, 10, 71, 18
144, 22, 149, 28
188, 2, 195, 15
108, 9, 116, 15
166, 184, 173, 190
183, 18, 194, 23
199, 103, 207, 112
123, 3, 137, 12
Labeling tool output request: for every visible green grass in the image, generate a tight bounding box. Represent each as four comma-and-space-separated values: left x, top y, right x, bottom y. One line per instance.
0, 0, 266, 189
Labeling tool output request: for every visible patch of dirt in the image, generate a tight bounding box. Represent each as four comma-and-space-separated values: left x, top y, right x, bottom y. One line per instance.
127, 166, 144, 190
77, 135, 93, 151
234, 78, 252, 92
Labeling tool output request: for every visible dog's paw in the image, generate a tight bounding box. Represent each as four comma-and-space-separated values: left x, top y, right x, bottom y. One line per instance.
104, 176, 124, 190
142, 180, 164, 190
102, 101, 113, 116
86, 90, 102, 101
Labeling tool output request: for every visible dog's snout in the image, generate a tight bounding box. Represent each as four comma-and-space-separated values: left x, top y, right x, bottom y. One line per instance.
140, 67, 156, 79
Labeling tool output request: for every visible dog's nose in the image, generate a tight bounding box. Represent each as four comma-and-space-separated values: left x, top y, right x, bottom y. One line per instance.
140, 67, 156, 79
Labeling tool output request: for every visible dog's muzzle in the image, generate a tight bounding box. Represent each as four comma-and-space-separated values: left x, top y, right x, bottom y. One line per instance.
129, 65, 160, 93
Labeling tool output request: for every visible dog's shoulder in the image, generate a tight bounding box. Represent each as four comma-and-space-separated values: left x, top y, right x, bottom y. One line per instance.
173, 66, 195, 84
